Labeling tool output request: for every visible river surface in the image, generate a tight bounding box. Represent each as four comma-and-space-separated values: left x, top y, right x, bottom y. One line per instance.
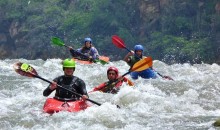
0, 59, 220, 130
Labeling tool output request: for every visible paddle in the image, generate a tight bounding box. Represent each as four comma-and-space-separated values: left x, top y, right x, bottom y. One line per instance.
112, 35, 173, 80
51, 37, 108, 65
13, 62, 101, 106
99, 57, 153, 92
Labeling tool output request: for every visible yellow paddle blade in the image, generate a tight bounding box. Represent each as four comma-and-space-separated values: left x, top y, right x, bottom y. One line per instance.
21, 63, 33, 72
127, 79, 134, 86
13, 62, 38, 78
130, 57, 153, 72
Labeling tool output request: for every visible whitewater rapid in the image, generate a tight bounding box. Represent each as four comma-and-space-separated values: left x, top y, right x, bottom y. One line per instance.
0, 58, 220, 130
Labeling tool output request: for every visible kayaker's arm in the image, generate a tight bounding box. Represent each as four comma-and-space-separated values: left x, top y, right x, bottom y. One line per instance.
43, 80, 57, 97
123, 51, 134, 63
43, 85, 54, 96
69, 48, 91, 60
76, 78, 89, 97
92, 83, 106, 92
69, 48, 79, 58
90, 47, 100, 60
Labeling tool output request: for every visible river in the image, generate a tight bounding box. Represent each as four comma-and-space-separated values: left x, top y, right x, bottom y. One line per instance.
0, 58, 220, 130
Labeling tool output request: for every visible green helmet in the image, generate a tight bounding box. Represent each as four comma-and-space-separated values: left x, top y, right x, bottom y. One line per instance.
63, 58, 76, 68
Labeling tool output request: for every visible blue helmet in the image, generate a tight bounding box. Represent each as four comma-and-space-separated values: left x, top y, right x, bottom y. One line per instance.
84, 37, 92, 43
134, 44, 144, 51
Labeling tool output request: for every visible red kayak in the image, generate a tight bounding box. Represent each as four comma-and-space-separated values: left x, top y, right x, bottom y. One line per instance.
73, 58, 93, 64
73, 56, 109, 64
43, 98, 90, 114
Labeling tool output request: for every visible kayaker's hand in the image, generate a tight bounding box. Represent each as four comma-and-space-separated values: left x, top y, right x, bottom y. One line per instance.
68, 46, 73, 50
88, 56, 93, 62
81, 95, 88, 101
124, 51, 134, 62
50, 81, 57, 90
96, 55, 99, 59
117, 76, 124, 81
128, 50, 134, 56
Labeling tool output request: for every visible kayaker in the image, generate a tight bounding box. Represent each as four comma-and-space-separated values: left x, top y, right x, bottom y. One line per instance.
92, 67, 134, 94
124, 44, 157, 80
43, 58, 88, 101
69, 37, 100, 61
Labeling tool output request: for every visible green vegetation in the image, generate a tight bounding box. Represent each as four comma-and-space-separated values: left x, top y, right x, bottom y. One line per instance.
0, 0, 219, 64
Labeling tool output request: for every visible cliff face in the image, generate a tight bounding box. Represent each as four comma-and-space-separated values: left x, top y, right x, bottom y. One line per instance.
138, 0, 220, 63
138, 0, 162, 37
0, 0, 219, 63
215, 2, 220, 64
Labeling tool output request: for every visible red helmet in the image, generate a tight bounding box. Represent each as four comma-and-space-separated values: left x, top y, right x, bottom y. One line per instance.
107, 67, 119, 77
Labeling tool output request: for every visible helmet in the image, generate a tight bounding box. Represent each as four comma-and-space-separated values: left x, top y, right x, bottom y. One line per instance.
63, 58, 76, 68
84, 37, 92, 43
134, 44, 144, 51
107, 67, 119, 77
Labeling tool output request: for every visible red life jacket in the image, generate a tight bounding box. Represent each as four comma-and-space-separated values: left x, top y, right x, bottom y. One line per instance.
92, 77, 133, 94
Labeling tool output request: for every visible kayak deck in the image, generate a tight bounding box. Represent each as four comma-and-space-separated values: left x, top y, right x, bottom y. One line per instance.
73, 56, 110, 64
43, 98, 90, 114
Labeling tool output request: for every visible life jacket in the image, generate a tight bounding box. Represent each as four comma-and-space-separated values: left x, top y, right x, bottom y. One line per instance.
101, 81, 121, 94
93, 77, 133, 94
81, 47, 92, 56
78, 46, 99, 60
128, 56, 140, 67
54, 76, 79, 101
79, 47, 94, 56
127, 55, 146, 67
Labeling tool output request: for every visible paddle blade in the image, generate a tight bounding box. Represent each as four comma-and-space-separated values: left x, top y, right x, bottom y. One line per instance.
162, 75, 174, 80
130, 57, 153, 72
112, 35, 126, 49
95, 59, 108, 65
96, 56, 109, 65
51, 37, 65, 46
13, 62, 38, 78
